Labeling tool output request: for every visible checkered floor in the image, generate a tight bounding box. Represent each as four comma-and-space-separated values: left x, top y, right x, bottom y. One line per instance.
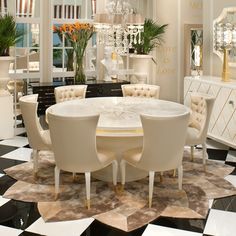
0, 128, 236, 236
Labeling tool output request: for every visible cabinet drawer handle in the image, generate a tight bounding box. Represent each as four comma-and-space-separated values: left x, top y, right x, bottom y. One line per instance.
229, 100, 234, 108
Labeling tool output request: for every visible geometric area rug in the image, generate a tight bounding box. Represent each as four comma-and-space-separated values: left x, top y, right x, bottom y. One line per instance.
3, 150, 236, 232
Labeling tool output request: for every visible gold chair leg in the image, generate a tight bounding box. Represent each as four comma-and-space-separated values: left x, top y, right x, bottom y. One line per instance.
86, 199, 91, 210
191, 146, 194, 161
120, 184, 124, 192
173, 169, 176, 177
115, 184, 124, 194
54, 192, 59, 201
160, 172, 163, 182
72, 172, 76, 182
149, 198, 152, 208
33, 171, 37, 178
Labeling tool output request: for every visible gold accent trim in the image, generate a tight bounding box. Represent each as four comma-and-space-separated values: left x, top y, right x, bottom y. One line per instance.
222, 48, 230, 82
86, 199, 91, 210
96, 128, 143, 135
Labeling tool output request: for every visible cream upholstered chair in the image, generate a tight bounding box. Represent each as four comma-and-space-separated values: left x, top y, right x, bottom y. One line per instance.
185, 93, 215, 166
19, 94, 52, 174
48, 112, 118, 209
121, 84, 160, 98
120, 112, 189, 208
54, 85, 87, 103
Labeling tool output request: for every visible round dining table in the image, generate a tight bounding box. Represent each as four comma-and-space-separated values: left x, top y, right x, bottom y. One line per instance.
47, 97, 190, 182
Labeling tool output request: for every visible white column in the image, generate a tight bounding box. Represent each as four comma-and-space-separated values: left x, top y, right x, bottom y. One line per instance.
155, 0, 180, 102
41, 0, 51, 82
155, 0, 202, 102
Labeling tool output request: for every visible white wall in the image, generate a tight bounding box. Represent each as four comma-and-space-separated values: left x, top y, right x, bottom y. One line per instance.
203, 0, 236, 80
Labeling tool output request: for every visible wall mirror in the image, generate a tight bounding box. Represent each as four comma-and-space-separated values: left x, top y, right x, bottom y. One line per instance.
184, 24, 203, 76
213, 7, 236, 67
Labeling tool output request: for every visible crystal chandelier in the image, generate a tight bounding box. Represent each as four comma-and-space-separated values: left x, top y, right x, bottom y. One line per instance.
94, 0, 144, 54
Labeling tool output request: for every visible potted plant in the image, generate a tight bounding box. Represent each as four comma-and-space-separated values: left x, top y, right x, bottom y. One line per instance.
128, 18, 168, 83
132, 18, 168, 55
0, 14, 22, 94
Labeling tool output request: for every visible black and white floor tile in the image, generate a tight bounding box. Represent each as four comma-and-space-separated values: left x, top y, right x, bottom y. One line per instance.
0, 128, 236, 236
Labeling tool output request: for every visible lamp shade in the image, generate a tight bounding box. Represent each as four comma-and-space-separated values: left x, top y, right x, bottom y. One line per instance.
112, 14, 123, 25
126, 14, 144, 24
94, 13, 112, 24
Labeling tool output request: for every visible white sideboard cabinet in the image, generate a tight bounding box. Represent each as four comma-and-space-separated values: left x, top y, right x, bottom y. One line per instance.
184, 76, 236, 149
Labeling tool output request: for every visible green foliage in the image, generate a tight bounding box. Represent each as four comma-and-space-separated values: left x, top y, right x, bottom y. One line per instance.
0, 14, 22, 56
133, 18, 168, 55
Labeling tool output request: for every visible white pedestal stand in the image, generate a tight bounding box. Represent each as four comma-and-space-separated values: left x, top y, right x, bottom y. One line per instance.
0, 56, 15, 139
128, 54, 153, 84
0, 94, 14, 139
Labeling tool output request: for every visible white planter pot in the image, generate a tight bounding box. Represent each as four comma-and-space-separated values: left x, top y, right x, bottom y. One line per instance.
0, 56, 14, 95
128, 54, 153, 84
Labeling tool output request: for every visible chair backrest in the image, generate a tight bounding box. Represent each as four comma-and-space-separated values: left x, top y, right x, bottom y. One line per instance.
48, 112, 102, 173
188, 93, 215, 141
121, 84, 160, 99
137, 112, 190, 172
19, 94, 50, 150
54, 85, 87, 103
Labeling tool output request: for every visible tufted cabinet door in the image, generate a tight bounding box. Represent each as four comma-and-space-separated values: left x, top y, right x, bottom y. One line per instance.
208, 86, 229, 132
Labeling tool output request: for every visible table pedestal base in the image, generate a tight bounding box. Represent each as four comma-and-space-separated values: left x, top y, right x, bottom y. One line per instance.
93, 135, 148, 182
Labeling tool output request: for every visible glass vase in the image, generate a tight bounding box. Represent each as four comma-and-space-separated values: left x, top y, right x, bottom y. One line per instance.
66, 49, 74, 72
75, 55, 86, 84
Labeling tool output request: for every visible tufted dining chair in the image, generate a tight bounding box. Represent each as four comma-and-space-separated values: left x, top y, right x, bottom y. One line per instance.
19, 94, 52, 175
120, 112, 190, 208
121, 84, 160, 99
54, 85, 87, 103
48, 112, 118, 209
185, 93, 215, 166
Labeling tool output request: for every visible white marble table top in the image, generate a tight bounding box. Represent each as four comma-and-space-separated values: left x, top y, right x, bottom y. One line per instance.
47, 97, 189, 136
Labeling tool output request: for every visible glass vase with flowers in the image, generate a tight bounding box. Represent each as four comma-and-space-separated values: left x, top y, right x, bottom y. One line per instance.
54, 22, 94, 83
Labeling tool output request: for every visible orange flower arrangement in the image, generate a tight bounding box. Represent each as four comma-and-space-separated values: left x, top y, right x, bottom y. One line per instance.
54, 22, 94, 83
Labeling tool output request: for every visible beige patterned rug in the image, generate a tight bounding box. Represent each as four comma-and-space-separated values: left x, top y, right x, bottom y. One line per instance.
3, 149, 236, 232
